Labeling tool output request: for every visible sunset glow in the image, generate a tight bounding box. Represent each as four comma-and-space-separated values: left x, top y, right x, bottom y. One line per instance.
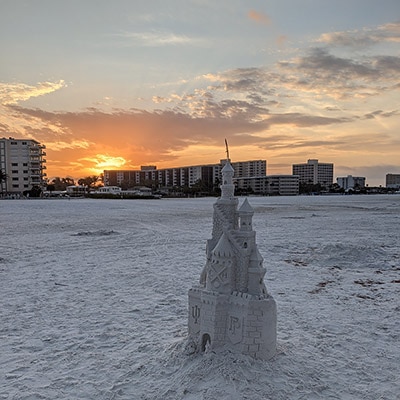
0, 1, 399, 186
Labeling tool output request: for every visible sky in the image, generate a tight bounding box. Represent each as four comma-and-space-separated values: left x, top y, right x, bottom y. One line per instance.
0, 0, 399, 186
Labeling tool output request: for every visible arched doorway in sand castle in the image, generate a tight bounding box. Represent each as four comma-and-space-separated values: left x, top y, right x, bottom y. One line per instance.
201, 333, 211, 352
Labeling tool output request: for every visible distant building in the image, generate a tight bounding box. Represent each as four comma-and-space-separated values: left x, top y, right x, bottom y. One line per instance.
235, 175, 299, 196
337, 175, 366, 191
386, 173, 400, 189
221, 159, 266, 178
292, 159, 333, 188
104, 160, 266, 190
0, 137, 47, 195
66, 185, 88, 197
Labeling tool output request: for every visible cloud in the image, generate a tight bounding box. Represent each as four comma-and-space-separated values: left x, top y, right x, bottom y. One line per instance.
255, 132, 400, 161
267, 113, 350, 127
373, 55, 400, 72
202, 68, 274, 95
6, 101, 354, 177
78, 154, 128, 173
248, 10, 271, 25
316, 21, 400, 47
276, 48, 400, 99
363, 110, 399, 120
0, 81, 66, 105
198, 46, 399, 105
44, 139, 92, 151
0, 80, 68, 142
115, 31, 204, 46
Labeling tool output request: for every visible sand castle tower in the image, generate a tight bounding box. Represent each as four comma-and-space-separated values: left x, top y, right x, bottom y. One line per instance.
188, 158, 277, 359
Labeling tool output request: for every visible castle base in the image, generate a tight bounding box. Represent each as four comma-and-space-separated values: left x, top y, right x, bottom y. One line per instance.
188, 287, 277, 360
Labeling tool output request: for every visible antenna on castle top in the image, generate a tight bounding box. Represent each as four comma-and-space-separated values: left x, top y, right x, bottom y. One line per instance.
225, 138, 230, 161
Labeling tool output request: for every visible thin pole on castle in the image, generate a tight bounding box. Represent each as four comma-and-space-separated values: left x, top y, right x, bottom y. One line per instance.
225, 139, 230, 161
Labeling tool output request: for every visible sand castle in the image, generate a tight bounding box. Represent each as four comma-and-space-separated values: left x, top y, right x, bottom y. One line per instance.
188, 158, 277, 359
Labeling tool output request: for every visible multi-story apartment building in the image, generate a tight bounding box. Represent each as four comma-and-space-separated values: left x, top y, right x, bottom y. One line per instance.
0, 137, 47, 195
292, 159, 333, 188
386, 173, 400, 189
222, 159, 266, 178
337, 175, 366, 190
235, 175, 299, 196
104, 160, 266, 190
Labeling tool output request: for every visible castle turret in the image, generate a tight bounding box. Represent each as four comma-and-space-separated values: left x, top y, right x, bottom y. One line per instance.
209, 159, 238, 254
220, 161, 235, 199
238, 198, 253, 232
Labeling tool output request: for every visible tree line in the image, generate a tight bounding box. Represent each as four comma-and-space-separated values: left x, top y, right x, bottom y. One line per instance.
46, 175, 102, 192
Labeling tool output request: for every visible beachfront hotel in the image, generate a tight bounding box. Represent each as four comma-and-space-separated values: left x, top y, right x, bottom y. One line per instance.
0, 137, 47, 195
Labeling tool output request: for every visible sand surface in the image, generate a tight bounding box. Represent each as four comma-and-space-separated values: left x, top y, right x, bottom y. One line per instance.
1, 195, 399, 399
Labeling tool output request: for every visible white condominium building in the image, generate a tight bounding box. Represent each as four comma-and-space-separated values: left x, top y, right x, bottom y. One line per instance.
104, 160, 266, 189
235, 175, 299, 196
0, 137, 47, 195
337, 175, 366, 190
292, 159, 333, 187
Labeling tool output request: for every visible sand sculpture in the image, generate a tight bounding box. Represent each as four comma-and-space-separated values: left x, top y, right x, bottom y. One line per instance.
188, 158, 277, 359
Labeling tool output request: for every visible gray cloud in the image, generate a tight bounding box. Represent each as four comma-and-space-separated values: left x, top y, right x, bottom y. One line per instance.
316, 21, 400, 48
256, 132, 399, 153
373, 55, 400, 72
363, 110, 399, 120
275, 48, 400, 99
198, 47, 399, 106
295, 48, 377, 77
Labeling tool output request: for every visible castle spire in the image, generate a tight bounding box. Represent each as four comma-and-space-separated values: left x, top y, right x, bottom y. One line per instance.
220, 160, 235, 199
239, 198, 254, 231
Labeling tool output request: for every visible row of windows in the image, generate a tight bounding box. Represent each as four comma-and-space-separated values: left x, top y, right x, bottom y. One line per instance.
12, 184, 29, 188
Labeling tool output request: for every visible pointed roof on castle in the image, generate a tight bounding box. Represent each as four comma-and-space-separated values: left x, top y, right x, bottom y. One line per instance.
212, 232, 233, 258
239, 198, 254, 214
221, 160, 234, 173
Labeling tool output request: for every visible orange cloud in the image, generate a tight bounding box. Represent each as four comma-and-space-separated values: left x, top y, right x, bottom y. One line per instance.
248, 10, 271, 25
8, 103, 357, 180
79, 154, 129, 175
